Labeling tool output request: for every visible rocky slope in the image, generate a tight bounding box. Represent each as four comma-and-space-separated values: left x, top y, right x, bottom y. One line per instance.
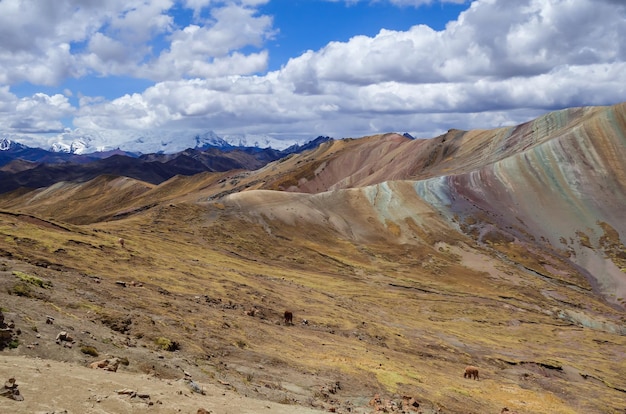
0, 103, 625, 413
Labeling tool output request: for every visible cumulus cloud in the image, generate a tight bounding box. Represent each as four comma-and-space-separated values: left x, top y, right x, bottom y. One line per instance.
282, 0, 625, 86
2, 0, 626, 140
69, 0, 625, 139
0, 0, 273, 84
0, 87, 74, 133
140, 4, 275, 80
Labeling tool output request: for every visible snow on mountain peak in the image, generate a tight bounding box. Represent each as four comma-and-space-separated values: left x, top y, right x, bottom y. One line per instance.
47, 128, 225, 154
221, 133, 301, 150
0, 138, 11, 151
0, 136, 27, 151
2, 129, 308, 154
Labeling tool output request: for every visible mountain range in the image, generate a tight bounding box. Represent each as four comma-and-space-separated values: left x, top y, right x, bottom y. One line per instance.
0, 128, 305, 155
0, 135, 333, 194
0, 102, 624, 413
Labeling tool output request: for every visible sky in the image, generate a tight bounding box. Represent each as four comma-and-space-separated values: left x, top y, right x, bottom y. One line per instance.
1, 0, 625, 147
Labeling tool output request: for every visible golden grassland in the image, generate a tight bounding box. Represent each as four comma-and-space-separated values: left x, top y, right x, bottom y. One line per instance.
1, 202, 625, 414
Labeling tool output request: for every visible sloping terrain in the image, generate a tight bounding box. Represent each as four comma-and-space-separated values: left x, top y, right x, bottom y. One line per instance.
0, 149, 273, 195
0, 136, 332, 195
0, 103, 625, 413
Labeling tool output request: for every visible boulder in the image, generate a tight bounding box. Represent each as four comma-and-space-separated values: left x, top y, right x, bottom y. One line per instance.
89, 357, 121, 372
0, 377, 24, 401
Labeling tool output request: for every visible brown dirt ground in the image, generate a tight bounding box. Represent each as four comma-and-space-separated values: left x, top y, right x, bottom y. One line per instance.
0, 354, 323, 414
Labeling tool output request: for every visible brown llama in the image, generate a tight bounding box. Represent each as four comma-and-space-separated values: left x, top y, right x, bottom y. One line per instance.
464, 365, 479, 380
284, 310, 293, 325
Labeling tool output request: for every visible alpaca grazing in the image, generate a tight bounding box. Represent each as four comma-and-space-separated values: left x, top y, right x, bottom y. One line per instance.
464, 365, 479, 380
284, 310, 293, 325
118, 238, 125, 248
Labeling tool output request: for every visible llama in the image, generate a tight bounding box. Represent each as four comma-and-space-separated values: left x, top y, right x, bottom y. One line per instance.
284, 310, 293, 325
464, 365, 479, 380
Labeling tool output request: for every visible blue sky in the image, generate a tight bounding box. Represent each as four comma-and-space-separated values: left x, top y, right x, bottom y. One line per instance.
1, 0, 625, 149
11, 1, 469, 101
259, 1, 469, 70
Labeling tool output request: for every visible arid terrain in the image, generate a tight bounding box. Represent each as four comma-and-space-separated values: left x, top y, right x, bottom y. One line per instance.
0, 103, 625, 413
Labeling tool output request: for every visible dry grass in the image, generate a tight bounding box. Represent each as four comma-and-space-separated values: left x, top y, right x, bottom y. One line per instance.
1, 200, 625, 414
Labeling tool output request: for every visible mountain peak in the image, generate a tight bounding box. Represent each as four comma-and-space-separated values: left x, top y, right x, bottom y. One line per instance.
0, 137, 26, 151
39, 128, 305, 155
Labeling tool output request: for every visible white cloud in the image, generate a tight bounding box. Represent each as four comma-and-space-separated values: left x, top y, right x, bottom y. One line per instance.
86, 33, 134, 63
0, 87, 74, 133
281, 0, 625, 86
0, 0, 274, 84
141, 3, 275, 80
1, 0, 625, 142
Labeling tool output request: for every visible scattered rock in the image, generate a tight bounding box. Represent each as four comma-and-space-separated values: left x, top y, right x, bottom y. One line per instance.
0, 328, 14, 348
0, 310, 18, 349
0, 377, 24, 401
185, 378, 206, 395
116, 388, 151, 400
401, 395, 420, 411
318, 381, 341, 399
90, 357, 121, 372
117, 388, 136, 396
55, 331, 74, 343
368, 393, 420, 413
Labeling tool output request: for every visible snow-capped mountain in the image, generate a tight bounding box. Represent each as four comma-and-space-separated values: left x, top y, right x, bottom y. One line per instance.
220, 133, 301, 150
0, 137, 28, 151
49, 128, 231, 154
1, 129, 305, 155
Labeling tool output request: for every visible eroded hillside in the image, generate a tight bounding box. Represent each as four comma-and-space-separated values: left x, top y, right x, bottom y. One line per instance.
0, 103, 625, 414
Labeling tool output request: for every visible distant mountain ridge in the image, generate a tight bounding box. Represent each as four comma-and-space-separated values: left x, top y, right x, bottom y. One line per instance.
0, 135, 334, 194
0, 128, 304, 155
